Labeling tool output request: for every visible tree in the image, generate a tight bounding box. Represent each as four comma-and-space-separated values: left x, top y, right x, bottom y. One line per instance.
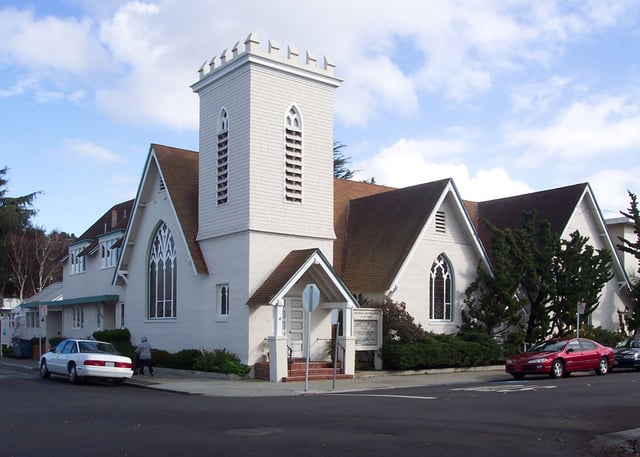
462, 221, 524, 341
0, 167, 39, 297
333, 141, 358, 180
550, 231, 613, 336
465, 210, 614, 346
617, 190, 640, 334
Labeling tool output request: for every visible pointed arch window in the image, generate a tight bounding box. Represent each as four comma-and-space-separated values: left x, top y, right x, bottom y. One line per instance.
148, 222, 177, 319
430, 254, 453, 321
217, 108, 229, 205
284, 106, 302, 203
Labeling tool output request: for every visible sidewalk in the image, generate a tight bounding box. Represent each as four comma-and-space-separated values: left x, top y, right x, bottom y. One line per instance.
0, 356, 506, 397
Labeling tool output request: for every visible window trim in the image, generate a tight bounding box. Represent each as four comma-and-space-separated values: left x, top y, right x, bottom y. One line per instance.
284, 105, 303, 204
217, 284, 230, 321
429, 254, 453, 322
148, 222, 177, 320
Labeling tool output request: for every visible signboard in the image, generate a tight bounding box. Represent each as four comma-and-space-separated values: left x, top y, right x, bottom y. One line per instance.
302, 284, 320, 312
577, 302, 586, 315
39, 304, 48, 317
352, 308, 383, 351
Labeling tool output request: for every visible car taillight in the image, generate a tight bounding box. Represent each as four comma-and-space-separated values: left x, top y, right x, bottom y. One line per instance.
115, 362, 132, 368
84, 360, 106, 366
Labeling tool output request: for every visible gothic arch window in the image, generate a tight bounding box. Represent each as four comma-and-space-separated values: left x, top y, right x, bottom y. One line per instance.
148, 222, 177, 319
217, 108, 229, 205
284, 105, 302, 203
430, 254, 453, 321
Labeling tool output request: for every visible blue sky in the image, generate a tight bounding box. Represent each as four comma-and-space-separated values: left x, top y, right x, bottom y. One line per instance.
1, 0, 639, 236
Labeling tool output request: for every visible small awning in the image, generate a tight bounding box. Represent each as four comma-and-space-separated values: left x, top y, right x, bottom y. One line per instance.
21, 294, 119, 309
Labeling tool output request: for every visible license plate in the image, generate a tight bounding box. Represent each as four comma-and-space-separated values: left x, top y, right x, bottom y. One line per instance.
105, 362, 115, 367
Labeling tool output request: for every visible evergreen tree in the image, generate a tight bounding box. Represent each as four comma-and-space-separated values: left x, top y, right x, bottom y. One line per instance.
617, 191, 640, 334
550, 231, 613, 336
333, 141, 358, 180
462, 221, 523, 340
465, 210, 613, 346
0, 167, 39, 297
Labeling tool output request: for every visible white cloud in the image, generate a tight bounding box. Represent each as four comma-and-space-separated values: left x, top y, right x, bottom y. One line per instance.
64, 139, 126, 164
589, 167, 640, 218
504, 93, 640, 167
0, 5, 111, 74
2, 0, 638, 131
353, 137, 531, 201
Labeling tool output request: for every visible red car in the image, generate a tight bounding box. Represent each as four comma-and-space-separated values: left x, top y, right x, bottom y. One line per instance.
505, 337, 614, 380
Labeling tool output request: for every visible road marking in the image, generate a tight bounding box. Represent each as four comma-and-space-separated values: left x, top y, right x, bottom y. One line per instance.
451, 384, 557, 393
328, 393, 437, 400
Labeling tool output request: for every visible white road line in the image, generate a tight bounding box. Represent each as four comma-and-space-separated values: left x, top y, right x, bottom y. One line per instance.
451, 384, 557, 393
328, 393, 437, 400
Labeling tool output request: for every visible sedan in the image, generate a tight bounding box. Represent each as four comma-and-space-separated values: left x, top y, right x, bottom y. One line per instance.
40, 339, 133, 385
613, 336, 640, 370
505, 337, 614, 380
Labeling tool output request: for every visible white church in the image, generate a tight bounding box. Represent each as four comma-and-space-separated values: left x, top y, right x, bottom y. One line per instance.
18, 34, 632, 382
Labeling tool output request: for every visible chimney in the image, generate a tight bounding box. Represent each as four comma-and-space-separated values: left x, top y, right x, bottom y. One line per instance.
111, 209, 118, 228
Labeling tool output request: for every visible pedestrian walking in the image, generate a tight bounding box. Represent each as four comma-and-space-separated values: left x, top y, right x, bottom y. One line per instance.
135, 336, 154, 376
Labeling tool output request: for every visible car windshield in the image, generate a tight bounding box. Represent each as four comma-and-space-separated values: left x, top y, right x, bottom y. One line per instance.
78, 341, 119, 355
616, 338, 640, 349
529, 340, 567, 353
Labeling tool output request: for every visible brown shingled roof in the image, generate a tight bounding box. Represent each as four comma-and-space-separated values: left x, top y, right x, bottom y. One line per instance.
341, 178, 451, 293
333, 179, 395, 276
152, 144, 208, 275
78, 199, 134, 241
247, 249, 319, 305
475, 183, 588, 261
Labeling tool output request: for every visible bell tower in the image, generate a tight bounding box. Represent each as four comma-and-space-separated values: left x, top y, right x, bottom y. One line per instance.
192, 33, 342, 248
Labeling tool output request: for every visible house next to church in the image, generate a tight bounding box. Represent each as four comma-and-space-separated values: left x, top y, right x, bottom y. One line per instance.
17, 34, 632, 381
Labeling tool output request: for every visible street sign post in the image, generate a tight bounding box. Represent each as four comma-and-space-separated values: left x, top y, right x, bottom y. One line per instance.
577, 302, 586, 338
302, 284, 320, 391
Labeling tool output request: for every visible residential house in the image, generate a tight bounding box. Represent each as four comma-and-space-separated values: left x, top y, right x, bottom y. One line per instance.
20, 201, 133, 346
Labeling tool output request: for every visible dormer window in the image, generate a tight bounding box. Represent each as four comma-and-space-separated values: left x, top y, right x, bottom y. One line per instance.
284, 106, 302, 203
70, 247, 86, 274
100, 237, 121, 269
217, 109, 229, 205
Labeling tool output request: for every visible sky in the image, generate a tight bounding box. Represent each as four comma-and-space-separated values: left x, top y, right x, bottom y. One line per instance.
1, 0, 639, 236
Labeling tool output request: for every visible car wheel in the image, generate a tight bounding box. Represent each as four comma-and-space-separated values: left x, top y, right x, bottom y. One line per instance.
511, 373, 525, 380
550, 359, 564, 378
39, 360, 50, 379
68, 363, 79, 384
596, 357, 609, 375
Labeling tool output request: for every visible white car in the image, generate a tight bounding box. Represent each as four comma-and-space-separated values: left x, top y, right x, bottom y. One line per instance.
40, 339, 134, 385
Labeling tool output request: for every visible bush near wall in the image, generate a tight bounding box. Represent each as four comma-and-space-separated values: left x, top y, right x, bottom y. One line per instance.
578, 326, 623, 348
382, 331, 501, 371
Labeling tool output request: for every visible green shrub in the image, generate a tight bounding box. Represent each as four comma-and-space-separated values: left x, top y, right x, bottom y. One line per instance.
150, 349, 171, 367
168, 349, 201, 370
580, 326, 623, 348
193, 349, 250, 376
93, 328, 131, 343
381, 331, 501, 370
3, 346, 14, 357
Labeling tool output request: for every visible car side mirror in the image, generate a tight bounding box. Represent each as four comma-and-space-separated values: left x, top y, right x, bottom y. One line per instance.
566, 348, 574, 353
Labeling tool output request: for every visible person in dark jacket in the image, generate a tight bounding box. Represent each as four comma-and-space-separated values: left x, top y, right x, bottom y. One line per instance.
135, 337, 154, 376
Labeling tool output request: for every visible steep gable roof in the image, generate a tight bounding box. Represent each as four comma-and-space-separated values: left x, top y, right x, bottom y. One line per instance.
116, 144, 208, 280
473, 183, 588, 262
247, 248, 357, 307
333, 179, 395, 276
341, 179, 452, 292
152, 144, 208, 275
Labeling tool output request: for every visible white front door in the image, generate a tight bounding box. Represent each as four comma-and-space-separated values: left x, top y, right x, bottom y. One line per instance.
284, 298, 305, 358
